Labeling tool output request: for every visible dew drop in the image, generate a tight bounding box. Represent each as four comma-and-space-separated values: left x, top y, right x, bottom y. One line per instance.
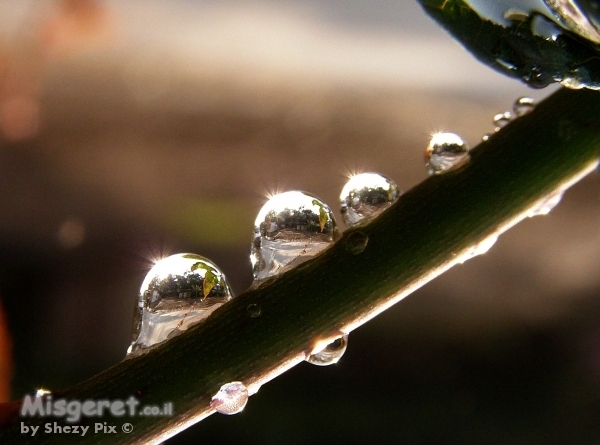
425, 132, 470, 175
527, 188, 564, 217
246, 303, 261, 318
482, 133, 492, 142
493, 111, 513, 131
345, 231, 368, 255
210, 382, 248, 415
127, 253, 233, 355
340, 172, 400, 227
306, 335, 349, 366
513, 97, 536, 117
458, 235, 498, 263
251, 191, 337, 282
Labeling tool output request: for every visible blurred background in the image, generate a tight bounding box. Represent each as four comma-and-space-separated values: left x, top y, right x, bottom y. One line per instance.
0, 0, 599, 443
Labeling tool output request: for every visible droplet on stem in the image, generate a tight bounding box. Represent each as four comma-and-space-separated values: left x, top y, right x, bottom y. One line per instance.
513, 97, 536, 117
458, 235, 498, 263
127, 253, 233, 355
251, 191, 338, 283
210, 382, 248, 415
340, 172, 400, 227
345, 231, 369, 255
493, 111, 513, 130
306, 335, 349, 366
246, 303, 261, 318
527, 188, 564, 217
425, 132, 470, 175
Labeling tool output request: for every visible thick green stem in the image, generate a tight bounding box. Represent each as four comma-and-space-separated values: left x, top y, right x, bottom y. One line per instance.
2, 88, 600, 444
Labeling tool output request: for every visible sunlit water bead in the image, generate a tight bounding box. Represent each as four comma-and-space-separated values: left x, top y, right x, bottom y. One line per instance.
513, 97, 536, 116
306, 335, 349, 366
527, 188, 564, 217
493, 111, 514, 131
425, 132, 470, 175
210, 382, 248, 415
127, 253, 233, 355
340, 172, 400, 227
251, 191, 338, 282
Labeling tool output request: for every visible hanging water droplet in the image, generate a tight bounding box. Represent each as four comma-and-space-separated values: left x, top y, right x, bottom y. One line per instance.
210, 382, 248, 415
425, 132, 470, 175
251, 191, 338, 282
306, 335, 349, 366
345, 231, 369, 255
246, 303, 261, 318
527, 188, 564, 217
458, 235, 498, 263
339, 172, 400, 227
513, 97, 536, 117
493, 111, 514, 131
127, 253, 233, 355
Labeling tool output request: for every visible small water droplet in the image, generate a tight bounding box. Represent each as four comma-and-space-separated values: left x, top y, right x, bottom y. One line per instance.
127, 253, 233, 355
210, 382, 248, 415
523, 65, 550, 88
459, 235, 498, 263
531, 13, 563, 41
306, 335, 349, 366
425, 132, 470, 175
246, 303, 261, 318
251, 191, 337, 282
482, 133, 492, 142
527, 189, 564, 217
345, 231, 368, 255
340, 172, 400, 227
493, 111, 514, 131
513, 97, 536, 117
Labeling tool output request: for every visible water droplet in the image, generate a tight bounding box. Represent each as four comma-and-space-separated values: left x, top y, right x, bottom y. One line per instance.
482, 133, 492, 142
493, 111, 514, 131
306, 335, 349, 366
246, 303, 261, 318
340, 172, 400, 227
458, 235, 498, 263
527, 188, 564, 217
425, 132, 470, 175
523, 65, 550, 88
127, 253, 233, 354
210, 382, 248, 415
513, 97, 536, 117
345, 231, 368, 255
251, 191, 338, 282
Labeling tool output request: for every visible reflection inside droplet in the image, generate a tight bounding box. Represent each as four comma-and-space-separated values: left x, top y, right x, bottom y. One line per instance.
127, 253, 233, 355
210, 382, 249, 415
425, 132, 470, 175
251, 191, 337, 282
340, 172, 400, 227
307, 335, 349, 366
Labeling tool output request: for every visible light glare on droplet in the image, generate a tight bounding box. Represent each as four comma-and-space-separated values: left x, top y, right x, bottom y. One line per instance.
210, 382, 249, 415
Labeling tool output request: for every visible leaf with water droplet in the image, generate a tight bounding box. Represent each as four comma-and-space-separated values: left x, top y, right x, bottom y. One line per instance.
417, 0, 600, 89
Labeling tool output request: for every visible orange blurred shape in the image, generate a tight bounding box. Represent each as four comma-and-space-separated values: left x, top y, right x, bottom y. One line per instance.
39, 0, 114, 56
0, 95, 40, 142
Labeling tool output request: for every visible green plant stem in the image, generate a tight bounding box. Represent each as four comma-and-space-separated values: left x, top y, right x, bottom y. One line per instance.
2, 88, 600, 444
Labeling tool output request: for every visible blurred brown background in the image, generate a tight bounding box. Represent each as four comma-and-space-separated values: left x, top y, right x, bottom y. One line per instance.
0, 1, 599, 443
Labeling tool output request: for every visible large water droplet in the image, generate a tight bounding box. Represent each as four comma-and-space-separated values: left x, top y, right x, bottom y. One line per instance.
527, 188, 564, 216
127, 253, 233, 354
340, 172, 399, 227
425, 133, 470, 175
513, 97, 536, 117
306, 335, 349, 366
210, 382, 248, 415
251, 191, 337, 282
